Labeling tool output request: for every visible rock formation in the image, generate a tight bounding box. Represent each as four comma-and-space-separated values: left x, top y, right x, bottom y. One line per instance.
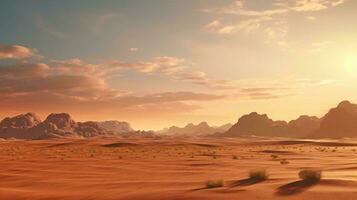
160, 122, 231, 136
313, 101, 357, 138
97, 121, 133, 134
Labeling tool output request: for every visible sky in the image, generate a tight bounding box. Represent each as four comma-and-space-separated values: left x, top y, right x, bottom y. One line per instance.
0, 0, 356, 130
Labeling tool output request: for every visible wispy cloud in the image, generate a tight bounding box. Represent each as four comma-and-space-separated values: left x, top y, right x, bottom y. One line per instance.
293, 0, 345, 12
202, 0, 346, 45
108, 57, 236, 90
307, 40, 334, 54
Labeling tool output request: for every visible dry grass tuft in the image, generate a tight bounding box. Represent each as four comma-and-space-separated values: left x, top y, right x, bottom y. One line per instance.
299, 169, 321, 182
206, 180, 224, 188
280, 159, 290, 165
249, 169, 268, 181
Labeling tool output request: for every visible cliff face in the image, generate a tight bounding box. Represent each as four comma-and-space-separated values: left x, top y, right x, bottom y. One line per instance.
313, 101, 357, 138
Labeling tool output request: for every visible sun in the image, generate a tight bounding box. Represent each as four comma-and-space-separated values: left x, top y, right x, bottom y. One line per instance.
343, 53, 357, 76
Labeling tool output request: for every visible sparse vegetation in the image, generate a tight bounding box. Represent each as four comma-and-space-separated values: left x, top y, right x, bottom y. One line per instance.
271, 154, 279, 159
232, 155, 239, 160
280, 159, 290, 165
249, 169, 268, 180
298, 169, 321, 182
205, 179, 224, 188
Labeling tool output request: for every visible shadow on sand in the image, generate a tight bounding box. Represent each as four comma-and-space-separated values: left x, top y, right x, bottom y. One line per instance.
191, 177, 265, 192
228, 177, 265, 188
276, 179, 319, 196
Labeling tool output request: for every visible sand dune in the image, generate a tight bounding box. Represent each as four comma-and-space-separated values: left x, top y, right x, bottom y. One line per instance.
0, 137, 357, 199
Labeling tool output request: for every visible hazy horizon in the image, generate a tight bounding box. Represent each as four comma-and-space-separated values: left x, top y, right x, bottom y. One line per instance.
1, 0, 357, 130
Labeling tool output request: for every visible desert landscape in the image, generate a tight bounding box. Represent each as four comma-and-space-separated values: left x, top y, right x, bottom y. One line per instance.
0, 101, 357, 199
2, 137, 357, 200
2, 0, 357, 199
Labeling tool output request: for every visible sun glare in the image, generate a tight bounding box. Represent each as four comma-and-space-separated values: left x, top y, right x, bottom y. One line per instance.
344, 54, 357, 75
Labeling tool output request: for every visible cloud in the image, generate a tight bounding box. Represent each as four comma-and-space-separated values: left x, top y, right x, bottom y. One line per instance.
230, 77, 338, 100
306, 16, 317, 20
203, 0, 289, 17
173, 71, 236, 89
0, 60, 225, 119
109, 56, 186, 75
0, 63, 49, 78
205, 20, 236, 34
129, 48, 139, 52
307, 40, 334, 54
0, 44, 38, 60
295, 78, 337, 86
0, 90, 223, 120
293, 0, 345, 12
49, 58, 100, 76
202, 0, 346, 44
236, 87, 291, 100
109, 56, 236, 90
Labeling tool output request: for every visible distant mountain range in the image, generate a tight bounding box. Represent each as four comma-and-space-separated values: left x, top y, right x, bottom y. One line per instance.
0, 113, 138, 139
1, 100, 357, 139
222, 100, 357, 139
158, 122, 232, 136
222, 112, 320, 138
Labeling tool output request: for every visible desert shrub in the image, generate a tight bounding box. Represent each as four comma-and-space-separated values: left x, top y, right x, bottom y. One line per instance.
298, 169, 321, 182
249, 169, 268, 180
206, 180, 224, 188
271, 154, 279, 159
232, 155, 239, 160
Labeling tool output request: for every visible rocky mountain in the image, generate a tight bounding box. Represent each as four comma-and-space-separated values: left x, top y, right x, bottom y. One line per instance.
0, 113, 110, 139
97, 121, 133, 134
2, 100, 357, 139
160, 122, 231, 136
313, 101, 357, 138
75, 121, 110, 137
223, 112, 288, 137
223, 112, 320, 138
0, 112, 42, 139
215, 123, 233, 133
287, 115, 321, 137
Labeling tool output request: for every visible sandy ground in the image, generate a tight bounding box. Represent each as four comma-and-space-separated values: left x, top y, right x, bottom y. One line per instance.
1, 137, 357, 200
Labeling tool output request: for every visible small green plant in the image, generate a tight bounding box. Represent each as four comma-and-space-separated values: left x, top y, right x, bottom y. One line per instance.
249, 169, 268, 180
206, 180, 224, 188
299, 169, 321, 182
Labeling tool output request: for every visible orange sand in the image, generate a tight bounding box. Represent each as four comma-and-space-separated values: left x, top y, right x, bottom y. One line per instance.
0, 137, 357, 200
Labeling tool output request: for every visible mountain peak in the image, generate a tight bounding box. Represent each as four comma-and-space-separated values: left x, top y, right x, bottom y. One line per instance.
337, 100, 353, 108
